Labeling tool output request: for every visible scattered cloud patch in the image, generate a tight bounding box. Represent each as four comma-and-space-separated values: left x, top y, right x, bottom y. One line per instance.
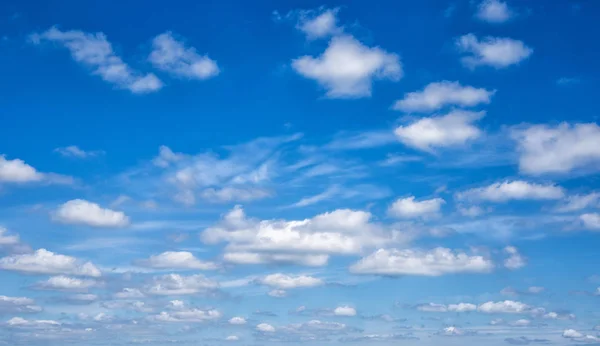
393, 81, 494, 113
261, 273, 323, 289
137, 251, 218, 270
456, 34, 532, 69
0, 249, 101, 277
295, 7, 342, 39
388, 196, 445, 219
54, 146, 104, 159
52, 199, 129, 227
145, 274, 218, 295
457, 180, 564, 202
475, 0, 514, 23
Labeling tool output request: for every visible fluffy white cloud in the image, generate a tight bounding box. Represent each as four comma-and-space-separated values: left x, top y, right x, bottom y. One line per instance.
261, 273, 323, 289
350, 248, 493, 276
393, 81, 494, 113
0, 227, 20, 246
448, 303, 478, 312
150, 309, 221, 323
394, 110, 484, 152
0, 296, 42, 313
53, 199, 129, 227
512, 122, 600, 175
580, 213, 600, 230
149, 32, 219, 80
457, 180, 564, 202
31, 27, 162, 93
475, 0, 513, 23
225, 335, 239, 341
0, 249, 101, 277
556, 192, 600, 212
203, 206, 406, 267
503, 246, 526, 270
113, 288, 145, 299
563, 329, 585, 338
295, 8, 341, 39
137, 251, 218, 270
292, 35, 402, 98
0, 155, 44, 183
456, 34, 532, 69
229, 317, 247, 325
54, 146, 103, 159
256, 323, 276, 332
478, 300, 530, 314
145, 274, 218, 295
388, 196, 445, 219
35, 275, 97, 291
333, 306, 356, 316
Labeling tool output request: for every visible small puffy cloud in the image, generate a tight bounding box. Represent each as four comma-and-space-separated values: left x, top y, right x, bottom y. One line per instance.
393, 81, 494, 113
457, 180, 564, 202
478, 300, 531, 314
333, 306, 357, 317
457, 205, 486, 217
563, 329, 584, 338
145, 273, 218, 295
225, 335, 239, 341
54, 146, 104, 159
113, 288, 145, 299
149, 32, 219, 80
150, 308, 221, 323
456, 34, 532, 69
417, 302, 477, 313
0, 296, 42, 314
292, 35, 402, 98
34, 275, 97, 291
388, 196, 445, 219
0, 155, 44, 183
52, 199, 129, 227
394, 110, 484, 152
580, 213, 600, 230
350, 247, 493, 276
0, 249, 101, 277
417, 303, 448, 312
510, 319, 531, 327
31, 27, 162, 93
261, 273, 323, 290
256, 323, 276, 333
503, 246, 526, 270
512, 122, 600, 175
475, 0, 514, 23
295, 8, 341, 39
448, 303, 478, 312
229, 317, 247, 325
0, 227, 20, 246
137, 251, 218, 270
556, 192, 600, 212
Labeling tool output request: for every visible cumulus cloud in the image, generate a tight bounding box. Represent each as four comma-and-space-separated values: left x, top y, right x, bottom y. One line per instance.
456, 180, 564, 202
0, 249, 101, 277
113, 288, 145, 299
150, 308, 221, 323
145, 274, 218, 295
478, 300, 531, 314
0, 296, 42, 314
350, 247, 493, 276
393, 81, 494, 113
475, 0, 514, 23
52, 199, 129, 227
31, 27, 162, 93
580, 213, 600, 230
394, 110, 484, 152
512, 122, 600, 175
456, 34, 532, 69
34, 275, 97, 291
333, 306, 357, 316
0, 227, 20, 246
256, 323, 276, 333
0, 155, 72, 185
149, 32, 219, 80
261, 273, 323, 289
556, 192, 600, 212
503, 246, 526, 270
387, 196, 445, 219
295, 8, 342, 39
229, 317, 247, 325
137, 251, 218, 270
203, 206, 407, 267
292, 35, 402, 98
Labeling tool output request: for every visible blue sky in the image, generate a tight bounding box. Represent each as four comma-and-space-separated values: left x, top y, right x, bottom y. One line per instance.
1, 0, 600, 345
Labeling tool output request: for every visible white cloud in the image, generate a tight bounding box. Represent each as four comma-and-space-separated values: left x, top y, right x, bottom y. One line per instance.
225, 335, 239, 341
448, 303, 478, 312
145, 274, 218, 295
350, 247, 493, 276
200, 187, 270, 203
229, 317, 247, 325
563, 329, 586, 339
261, 273, 323, 289
333, 306, 356, 317
478, 300, 530, 314
113, 288, 145, 299
0, 296, 42, 313
149, 32, 219, 80
393, 81, 494, 113
388, 196, 445, 219
457, 180, 565, 202
556, 192, 600, 212
292, 35, 402, 98
203, 206, 407, 267
510, 319, 531, 327
6, 317, 61, 328
394, 110, 484, 152
512, 122, 600, 175
0, 227, 20, 246
0, 249, 101, 277
31, 27, 162, 93
52, 199, 129, 227
54, 146, 104, 159
457, 205, 486, 217
35, 275, 97, 291
0, 155, 44, 183
137, 251, 218, 270
295, 8, 341, 39
256, 323, 276, 333
456, 34, 532, 69
150, 309, 221, 323
503, 246, 526, 269
417, 303, 448, 312
475, 0, 514, 23
580, 213, 600, 230
268, 289, 287, 298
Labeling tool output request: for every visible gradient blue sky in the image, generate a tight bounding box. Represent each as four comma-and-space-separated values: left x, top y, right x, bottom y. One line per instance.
1, 0, 600, 345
